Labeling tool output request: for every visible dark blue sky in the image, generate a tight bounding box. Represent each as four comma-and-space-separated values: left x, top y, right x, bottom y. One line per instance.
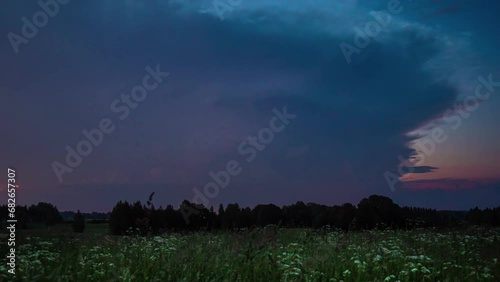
1, 0, 499, 211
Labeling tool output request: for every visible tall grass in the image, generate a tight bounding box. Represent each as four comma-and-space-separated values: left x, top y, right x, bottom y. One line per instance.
1, 227, 498, 281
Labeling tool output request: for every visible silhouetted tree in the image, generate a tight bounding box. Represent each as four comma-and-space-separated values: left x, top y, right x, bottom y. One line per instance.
28, 202, 62, 226
109, 201, 133, 235
339, 203, 356, 231
225, 203, 241, 228
356, 195, 403, 229
72, 210, 85, 233
253, 204, 282, 226
218, 204, 227, 229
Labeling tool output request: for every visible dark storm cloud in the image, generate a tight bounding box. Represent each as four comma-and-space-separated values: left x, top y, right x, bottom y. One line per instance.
0, 0, 492, 210
406, 166, 438, 174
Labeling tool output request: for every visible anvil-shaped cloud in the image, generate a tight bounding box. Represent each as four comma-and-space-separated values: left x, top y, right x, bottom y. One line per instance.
0, 0, 492, 211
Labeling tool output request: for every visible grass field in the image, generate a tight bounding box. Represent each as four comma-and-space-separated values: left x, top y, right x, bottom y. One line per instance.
1, 225, 499, 281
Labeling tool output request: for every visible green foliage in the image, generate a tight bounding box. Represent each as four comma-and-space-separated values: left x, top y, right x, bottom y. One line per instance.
0, 227, 498, 281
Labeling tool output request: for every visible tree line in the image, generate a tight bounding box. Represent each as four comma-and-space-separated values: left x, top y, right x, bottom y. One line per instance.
0, 202, 62, 229
106, 194, 500, 235
1, 195, 499, 234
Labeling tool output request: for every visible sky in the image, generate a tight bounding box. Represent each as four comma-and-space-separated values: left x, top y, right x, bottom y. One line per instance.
0, 0, 499, 212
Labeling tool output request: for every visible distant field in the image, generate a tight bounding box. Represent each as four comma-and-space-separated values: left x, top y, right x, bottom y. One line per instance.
16, 222, 109, 238
1, 227, 499, 281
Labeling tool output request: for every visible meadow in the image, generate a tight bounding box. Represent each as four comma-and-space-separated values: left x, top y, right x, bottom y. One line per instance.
1, 225, 499, 281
